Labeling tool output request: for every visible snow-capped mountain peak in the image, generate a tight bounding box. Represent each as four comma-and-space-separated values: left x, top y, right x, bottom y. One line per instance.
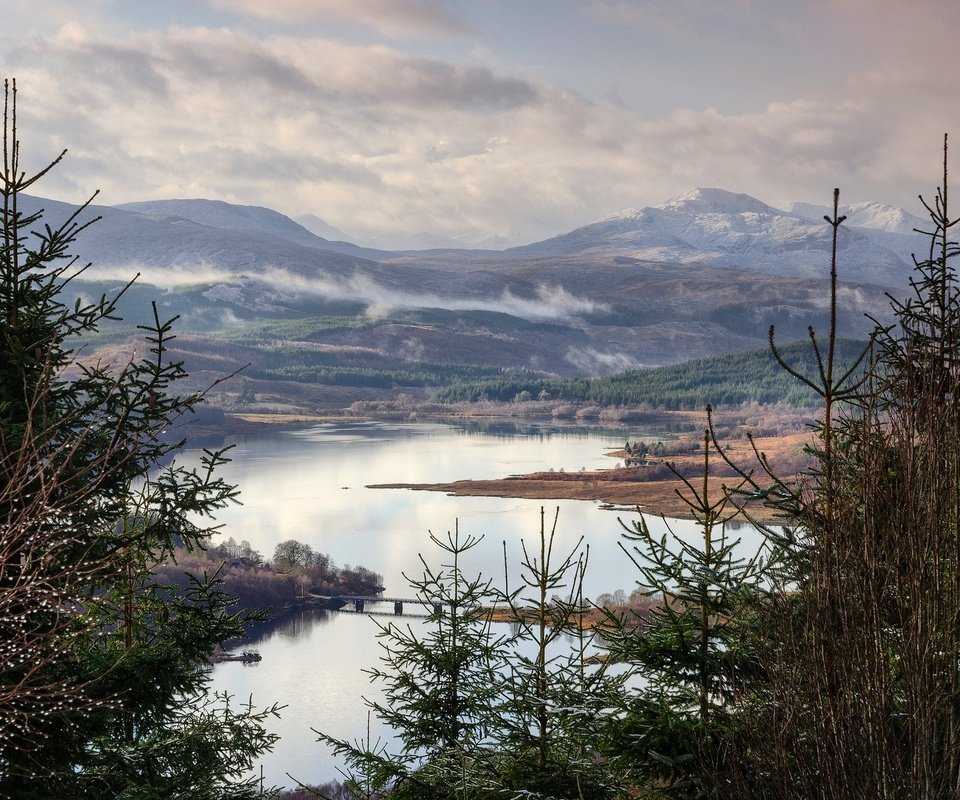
605, 188, 778, 224
510, 187, 926, 288
658, 187, 779, 216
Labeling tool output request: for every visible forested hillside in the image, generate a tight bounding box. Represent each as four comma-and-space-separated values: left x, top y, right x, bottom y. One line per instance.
437, 337, 869, 408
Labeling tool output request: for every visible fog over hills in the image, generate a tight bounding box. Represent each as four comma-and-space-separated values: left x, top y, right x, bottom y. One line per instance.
19, 187, 932, 409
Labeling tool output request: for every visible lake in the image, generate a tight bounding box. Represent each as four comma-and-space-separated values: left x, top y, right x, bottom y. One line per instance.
189, 419, 748, 790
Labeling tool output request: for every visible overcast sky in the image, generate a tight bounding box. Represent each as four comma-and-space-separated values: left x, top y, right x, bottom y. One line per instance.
3, 0, 958, 248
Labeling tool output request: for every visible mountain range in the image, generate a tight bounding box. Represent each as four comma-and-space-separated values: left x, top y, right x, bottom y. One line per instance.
23, 187, 934, 411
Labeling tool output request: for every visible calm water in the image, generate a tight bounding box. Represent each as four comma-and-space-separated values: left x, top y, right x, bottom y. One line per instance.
186, 420, 749, 789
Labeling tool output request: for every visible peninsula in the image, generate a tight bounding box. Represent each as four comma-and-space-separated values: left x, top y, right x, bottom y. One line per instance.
370, 429, 812, 521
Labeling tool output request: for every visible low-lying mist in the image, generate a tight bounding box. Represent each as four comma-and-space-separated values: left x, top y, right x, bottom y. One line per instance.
84, 261, 607, 324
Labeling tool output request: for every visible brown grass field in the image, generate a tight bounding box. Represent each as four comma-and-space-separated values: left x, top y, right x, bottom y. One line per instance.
371, 423, 816, 522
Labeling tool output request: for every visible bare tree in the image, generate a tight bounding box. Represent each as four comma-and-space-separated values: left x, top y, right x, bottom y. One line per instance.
714, 142, 960, 799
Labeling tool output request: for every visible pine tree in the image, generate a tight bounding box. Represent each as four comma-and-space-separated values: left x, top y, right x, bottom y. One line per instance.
318, 524, 508, 799
0, 79, 279, 798
715, 142, 960, 798
601, 427, 766, 799
318, 510, 627, 800
492, 507, 626, 799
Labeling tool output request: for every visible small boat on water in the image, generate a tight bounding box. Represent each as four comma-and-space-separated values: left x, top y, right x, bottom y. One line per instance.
210, 650, 262, 663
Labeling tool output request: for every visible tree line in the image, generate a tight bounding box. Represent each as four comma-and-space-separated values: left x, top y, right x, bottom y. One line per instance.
153, 537, 384, 617
436, 337, 869, 408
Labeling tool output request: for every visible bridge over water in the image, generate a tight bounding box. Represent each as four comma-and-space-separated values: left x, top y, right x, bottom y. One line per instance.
308, 594, 447, 616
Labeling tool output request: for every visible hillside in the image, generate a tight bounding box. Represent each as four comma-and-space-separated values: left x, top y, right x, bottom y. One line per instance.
20, 188, 923, 413
436, 338, 870, 409
506, 188, 916, 287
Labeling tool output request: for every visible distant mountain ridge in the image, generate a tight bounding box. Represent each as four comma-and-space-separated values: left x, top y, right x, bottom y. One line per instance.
97, 189, 931, 290
117, 198, 327, 250
115, 198, 388, 261
509, 188, 924, 288
11, 187, 931, 401
293, 212, 354, 243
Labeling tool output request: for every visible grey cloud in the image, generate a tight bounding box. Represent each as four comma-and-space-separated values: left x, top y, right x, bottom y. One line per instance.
315, 51, 539, 112
213, 0, 470, 36
425, 139, 490, 163
175, 145, 386, 195
74, 26, 536, 115
56, 39, 170, 99
163, 33, 317, 97
233, 150, 384, 189
43, 27, 318, 108
385, 59, 538, 111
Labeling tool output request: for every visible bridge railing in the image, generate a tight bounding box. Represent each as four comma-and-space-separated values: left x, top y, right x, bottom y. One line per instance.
308, 594, 455, 615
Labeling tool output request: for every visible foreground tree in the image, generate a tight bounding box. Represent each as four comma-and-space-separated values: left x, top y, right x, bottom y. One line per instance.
710, 143, 960, 799
602, 428, 767, 799
0, 79, 278, 797
493, 508, 626, 799
318, 511, 627, 800
318, 524, 508, 799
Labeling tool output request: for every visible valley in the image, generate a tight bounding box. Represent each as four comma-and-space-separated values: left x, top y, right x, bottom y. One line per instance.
46, 186, 920, 420
55, 186, 883, 534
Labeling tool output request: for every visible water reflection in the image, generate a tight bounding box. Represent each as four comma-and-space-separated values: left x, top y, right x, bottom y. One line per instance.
181, 420, 684, 600
200, 420, 758, 790
264, 608, 331, 640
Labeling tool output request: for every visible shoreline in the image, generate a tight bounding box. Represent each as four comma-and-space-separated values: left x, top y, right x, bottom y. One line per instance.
210, 408, 811, 522
369, 475, 713, 520
369, 429, 811, 522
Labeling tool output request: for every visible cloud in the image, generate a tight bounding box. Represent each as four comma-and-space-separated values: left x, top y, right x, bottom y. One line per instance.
213, 0, 470, 36
8, 24, 543, 240
27, 25, 536, 115
251, 267, 606, 321
565, 346, 638, 374
83, 262, 236, 287
6, 4, 960, 250
109, 262, 602, 324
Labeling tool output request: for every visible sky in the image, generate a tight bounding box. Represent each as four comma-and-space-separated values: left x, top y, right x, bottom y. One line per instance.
3, 0, 959, 249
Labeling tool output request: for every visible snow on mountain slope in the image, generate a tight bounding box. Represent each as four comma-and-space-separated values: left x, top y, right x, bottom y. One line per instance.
789, 200, 927, 234
788, 200, 930, 266
659, 187, 778, 216
511, 188, 922, 288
